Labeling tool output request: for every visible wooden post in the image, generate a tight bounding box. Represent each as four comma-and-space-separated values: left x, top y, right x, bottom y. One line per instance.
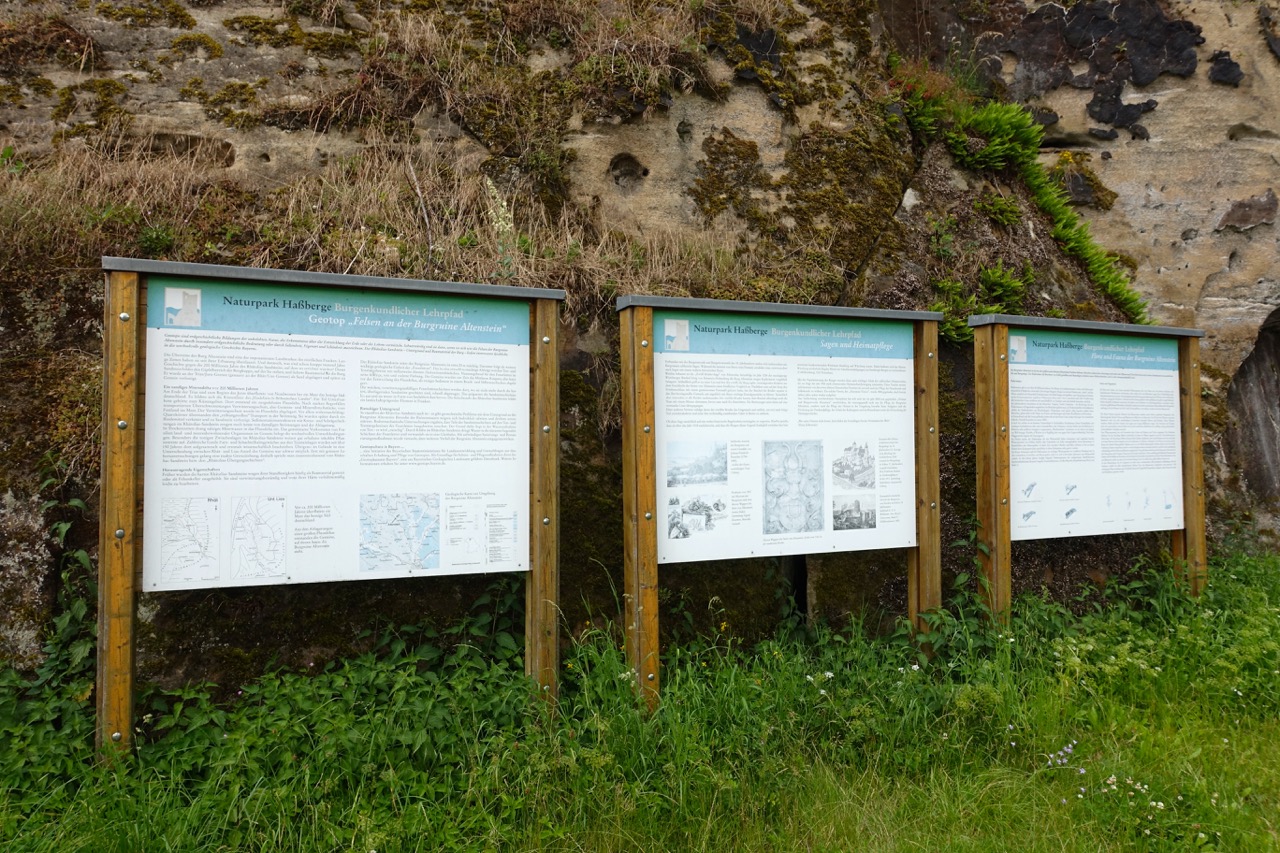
1173, 336, 1207, 595
527, 298, 560, 699
619, 306, 659, 707
973, 322, 1012, 619
98, 271, 141, 754
908, 320, 942, 628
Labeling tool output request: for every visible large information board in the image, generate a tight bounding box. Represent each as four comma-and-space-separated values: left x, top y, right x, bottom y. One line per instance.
618, 296, 941, 704
970, 313, 1205, 618
652, 310, 918, 562
1007, 328, 1183, 540
100, 258, 563, 751
143, 276, 531, 590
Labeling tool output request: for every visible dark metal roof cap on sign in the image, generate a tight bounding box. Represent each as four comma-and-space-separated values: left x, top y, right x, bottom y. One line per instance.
102, 257, 567, 301
968, 313, 1203, 338
616, 294, 943, 322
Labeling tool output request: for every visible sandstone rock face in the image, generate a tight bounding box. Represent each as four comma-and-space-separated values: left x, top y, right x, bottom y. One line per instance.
986, 1, 1280, 524
566, 84, 783, 238
991, 2, 1279, 358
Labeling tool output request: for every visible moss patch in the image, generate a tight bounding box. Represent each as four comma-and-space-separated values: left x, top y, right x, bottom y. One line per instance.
96, 0, 196, 29
180, 77, 265, 129
222, 15, 358, 58
688, 128, 773, 227
688, 105, 914, 308
1048, 151, 1117, 211
51, 78, 131, 138
0, 16, 98, 95
777, 113, 914, 297
167, 33, 224, 60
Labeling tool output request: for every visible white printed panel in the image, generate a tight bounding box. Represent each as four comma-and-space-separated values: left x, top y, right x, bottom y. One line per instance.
142, 278, 530, 590
1007, 329, 1183, 541
653, 311, 917, 564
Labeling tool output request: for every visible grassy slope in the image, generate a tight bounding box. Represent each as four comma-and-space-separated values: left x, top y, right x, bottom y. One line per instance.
3, 550, 1279, 851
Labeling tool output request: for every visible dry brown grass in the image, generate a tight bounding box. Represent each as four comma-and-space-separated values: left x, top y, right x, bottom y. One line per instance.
0, 13, 96, 77
0, 133, 770, 451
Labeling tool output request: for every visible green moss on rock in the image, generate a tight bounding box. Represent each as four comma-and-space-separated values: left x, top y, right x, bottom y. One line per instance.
688, 105, 914, 309
778, 115, 914, 292
1048, 151, 1117, 211
96, 0, 196, 29
51, 78, 132, 138
688, 127, 772, 226
222, 15, 358, 58
180, 77, 264, 129
168, 32, 224, 59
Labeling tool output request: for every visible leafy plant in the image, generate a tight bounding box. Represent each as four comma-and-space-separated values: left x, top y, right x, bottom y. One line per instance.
945, 102, 1043, 173
927, 212, 958, 260
974, 190, 1019, 226
930, 277, 980, 342
1, 145, 26, 174
978, 259, 1031, 314
888, 54, 974, 144
137, 223, 176, 255
939, 101, 1147, 323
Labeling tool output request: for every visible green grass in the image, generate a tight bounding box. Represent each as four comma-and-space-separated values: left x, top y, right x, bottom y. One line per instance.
3, 550, 1280, 851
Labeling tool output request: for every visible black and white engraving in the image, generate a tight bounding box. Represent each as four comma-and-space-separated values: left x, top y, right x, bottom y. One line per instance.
667, 493, 728, 539
831, 441, 876, 490
762, 440, 824, 535
833, 494, 877, 531
666, 441, 729, 487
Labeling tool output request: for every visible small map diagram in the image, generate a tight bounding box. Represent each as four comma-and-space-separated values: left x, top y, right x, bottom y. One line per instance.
160, 498, 220, 584
360, 493, 440, 574
231, 497, 287, 581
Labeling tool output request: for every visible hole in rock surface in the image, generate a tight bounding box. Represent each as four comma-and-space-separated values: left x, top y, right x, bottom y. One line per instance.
608, 153, 648, 190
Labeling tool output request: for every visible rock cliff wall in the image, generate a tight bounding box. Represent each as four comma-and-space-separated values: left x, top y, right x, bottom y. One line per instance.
1, 0, 1275, 677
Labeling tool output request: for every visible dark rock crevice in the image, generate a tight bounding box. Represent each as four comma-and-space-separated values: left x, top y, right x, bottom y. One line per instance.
1227, 307, 1280, 506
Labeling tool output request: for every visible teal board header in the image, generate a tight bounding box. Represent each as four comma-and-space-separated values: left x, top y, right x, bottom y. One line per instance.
1009, 328, 1178, 370
146, 276, 530, 345
653, 310, 913, 359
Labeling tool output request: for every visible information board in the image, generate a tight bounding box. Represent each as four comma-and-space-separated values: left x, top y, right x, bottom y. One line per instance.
652, 310, 917, 563
142, 276, 530, 590
1007, 328, 1183, 540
